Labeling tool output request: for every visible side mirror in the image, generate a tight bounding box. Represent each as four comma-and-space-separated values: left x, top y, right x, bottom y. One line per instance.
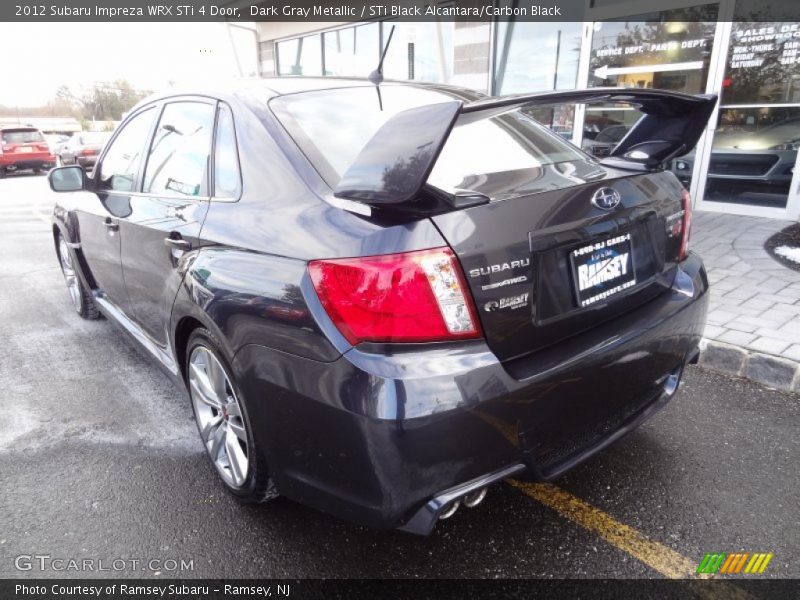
48, 166, 86, 192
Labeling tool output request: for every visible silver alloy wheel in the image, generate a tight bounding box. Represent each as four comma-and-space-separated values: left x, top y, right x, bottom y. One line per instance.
189, 346, 250, 488
58, 237, 82, 312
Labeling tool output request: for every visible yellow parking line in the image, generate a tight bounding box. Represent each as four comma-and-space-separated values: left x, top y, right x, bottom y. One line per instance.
508, 480, 753, 599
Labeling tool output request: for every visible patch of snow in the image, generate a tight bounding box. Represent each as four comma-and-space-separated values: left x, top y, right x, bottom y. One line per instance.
774, 245, 800, 264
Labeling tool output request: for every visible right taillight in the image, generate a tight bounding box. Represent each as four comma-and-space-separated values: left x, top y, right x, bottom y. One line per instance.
679, 188, 692, 261
308, 247, 482, 345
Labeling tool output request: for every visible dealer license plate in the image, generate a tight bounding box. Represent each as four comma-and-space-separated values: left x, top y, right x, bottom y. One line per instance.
570, 233, 636, 308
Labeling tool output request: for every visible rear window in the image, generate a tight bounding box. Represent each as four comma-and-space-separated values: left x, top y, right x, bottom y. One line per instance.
270, 86, 585, 195
595, 126, 628, 144
2, 129, 44, 144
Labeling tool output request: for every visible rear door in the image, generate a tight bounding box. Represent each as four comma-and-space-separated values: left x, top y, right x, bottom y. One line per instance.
119, 98, 216, 346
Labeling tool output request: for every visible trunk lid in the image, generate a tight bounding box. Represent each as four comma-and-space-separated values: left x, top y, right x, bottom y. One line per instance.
432, 164, 687, 362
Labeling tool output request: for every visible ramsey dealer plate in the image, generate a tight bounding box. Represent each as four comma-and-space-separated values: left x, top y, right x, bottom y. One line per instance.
570, 233, 635, 308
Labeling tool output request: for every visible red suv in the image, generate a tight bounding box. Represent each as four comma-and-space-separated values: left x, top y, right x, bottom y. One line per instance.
0, 127, 56, 177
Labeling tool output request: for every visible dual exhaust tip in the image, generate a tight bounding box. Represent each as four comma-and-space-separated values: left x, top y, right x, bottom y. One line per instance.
438, 486, 488, 520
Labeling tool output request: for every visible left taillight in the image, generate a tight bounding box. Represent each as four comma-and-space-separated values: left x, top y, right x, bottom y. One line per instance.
679, 188, 692, 261
308, 247, 482, 345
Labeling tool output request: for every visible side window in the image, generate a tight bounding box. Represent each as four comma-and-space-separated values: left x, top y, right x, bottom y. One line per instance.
214, 104, 242, 198
143, 101, 215, 197
97, 108, 155, 192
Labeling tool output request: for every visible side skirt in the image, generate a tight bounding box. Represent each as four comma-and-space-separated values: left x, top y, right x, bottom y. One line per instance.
93, 293, 180, 380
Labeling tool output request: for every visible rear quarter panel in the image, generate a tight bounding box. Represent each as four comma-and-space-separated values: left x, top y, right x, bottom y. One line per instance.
172, 94, 449, 365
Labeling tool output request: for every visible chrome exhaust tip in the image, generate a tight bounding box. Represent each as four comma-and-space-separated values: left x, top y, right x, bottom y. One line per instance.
463, 487, 487, 508
438, 500, 460, 520
663, 366, 683, 397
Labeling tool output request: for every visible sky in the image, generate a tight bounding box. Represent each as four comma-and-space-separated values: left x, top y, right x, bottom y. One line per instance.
0, 22, 258, 107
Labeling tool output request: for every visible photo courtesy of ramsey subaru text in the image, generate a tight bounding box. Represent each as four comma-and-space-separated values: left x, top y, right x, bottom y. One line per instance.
48, 77, 715, 535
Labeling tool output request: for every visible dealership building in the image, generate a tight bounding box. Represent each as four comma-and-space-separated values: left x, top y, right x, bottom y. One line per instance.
254, 0, 800, 221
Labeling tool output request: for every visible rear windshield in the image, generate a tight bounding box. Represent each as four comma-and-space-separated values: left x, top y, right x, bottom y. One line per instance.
270, 86, 585, 194
2, 129, 44, 144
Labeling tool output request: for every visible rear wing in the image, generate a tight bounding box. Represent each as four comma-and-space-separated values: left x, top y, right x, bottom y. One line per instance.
334, 87, 717, 207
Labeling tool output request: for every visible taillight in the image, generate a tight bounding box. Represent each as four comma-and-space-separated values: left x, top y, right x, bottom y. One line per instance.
679, 189, 692, 261
82, 148, 96, 156
308, 247, 482, 345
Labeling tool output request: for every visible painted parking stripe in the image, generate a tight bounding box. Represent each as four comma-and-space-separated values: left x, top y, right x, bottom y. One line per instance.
508, 480, 753, 599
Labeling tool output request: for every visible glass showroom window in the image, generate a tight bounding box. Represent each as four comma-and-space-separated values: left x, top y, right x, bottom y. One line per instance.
700, 21, 800, 210
277, 34, 322, 76
323, 24, 380, 77
494, 21, 581, 94
493, 17, 582, 141
587, 5, 718, 181
382, 22, 455, 84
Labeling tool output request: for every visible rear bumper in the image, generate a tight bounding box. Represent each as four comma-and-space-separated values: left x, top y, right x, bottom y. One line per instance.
0, 154, 55, 170
233, 252, 708, 532
76, 155, 97, 168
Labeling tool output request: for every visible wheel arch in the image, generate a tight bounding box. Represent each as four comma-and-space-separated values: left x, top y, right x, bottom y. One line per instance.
53, 219, 97, 290
173, 314, 207, 384
170, 296, 239, 387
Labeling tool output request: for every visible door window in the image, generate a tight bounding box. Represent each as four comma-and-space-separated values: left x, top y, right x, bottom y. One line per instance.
213, 104, 242, 199
97, 108, 156, 193
143, 101, 216, 197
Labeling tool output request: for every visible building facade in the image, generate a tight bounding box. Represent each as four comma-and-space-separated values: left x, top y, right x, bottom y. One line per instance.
256, 0, 800, 220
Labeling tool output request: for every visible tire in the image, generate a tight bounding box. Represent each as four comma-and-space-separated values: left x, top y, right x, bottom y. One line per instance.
56, 235, 101, 320
0, 169, 5, 179
186, 327, 277, 503
33, 168, 42, 175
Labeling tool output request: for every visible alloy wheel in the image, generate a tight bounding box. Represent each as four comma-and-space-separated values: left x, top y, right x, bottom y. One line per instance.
188, 346, 250, 487
58, 237, 82, 312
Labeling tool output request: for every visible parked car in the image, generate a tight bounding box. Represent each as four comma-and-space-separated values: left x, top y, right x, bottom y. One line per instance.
58, 131, 112, 170
45, 133, 71, 155
47, 81, 713, 534
0, 127, 56, 177
582, 124, 630, 158
672, 117, 800, 192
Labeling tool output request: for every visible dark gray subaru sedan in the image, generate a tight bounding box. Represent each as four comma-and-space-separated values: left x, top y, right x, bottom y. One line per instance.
48, 78, 714, 534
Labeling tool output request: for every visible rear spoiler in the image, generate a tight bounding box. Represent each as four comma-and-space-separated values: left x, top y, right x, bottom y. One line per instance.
334, 88, 717, 208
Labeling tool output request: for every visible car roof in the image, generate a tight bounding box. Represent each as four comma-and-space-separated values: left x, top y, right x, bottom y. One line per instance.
130, 77, 485, 112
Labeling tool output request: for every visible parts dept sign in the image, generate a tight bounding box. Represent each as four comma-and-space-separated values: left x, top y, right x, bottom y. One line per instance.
590, 20, 715, 83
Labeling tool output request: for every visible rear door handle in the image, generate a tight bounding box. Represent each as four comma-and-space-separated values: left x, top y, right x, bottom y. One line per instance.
104, 217, 119, 232
164, 234, 192, 251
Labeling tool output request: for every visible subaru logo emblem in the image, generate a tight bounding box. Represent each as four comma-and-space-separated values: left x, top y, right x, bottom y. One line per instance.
591, 187, 622, 210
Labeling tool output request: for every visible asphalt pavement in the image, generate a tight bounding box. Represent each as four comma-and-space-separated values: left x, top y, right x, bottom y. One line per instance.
0, 173, 798, 580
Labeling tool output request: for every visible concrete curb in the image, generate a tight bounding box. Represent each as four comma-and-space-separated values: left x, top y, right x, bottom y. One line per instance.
699, 338, 800, 393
